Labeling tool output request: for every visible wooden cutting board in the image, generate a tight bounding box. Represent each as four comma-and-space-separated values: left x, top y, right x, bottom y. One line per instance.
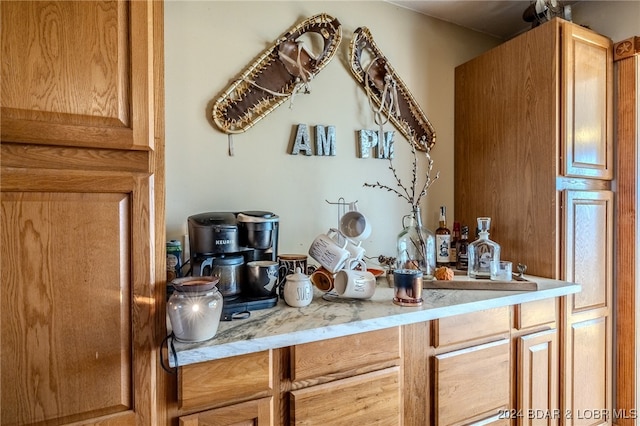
423, 276, 538, 291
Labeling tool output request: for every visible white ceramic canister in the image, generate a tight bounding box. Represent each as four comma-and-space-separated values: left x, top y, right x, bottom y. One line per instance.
283, 267, 313, 307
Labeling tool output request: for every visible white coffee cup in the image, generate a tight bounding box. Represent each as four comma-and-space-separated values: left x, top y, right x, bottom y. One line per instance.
334, 260, 376, 299
332, 231, 366, 263
339, 204, 371, 241
308, 229, 350, 273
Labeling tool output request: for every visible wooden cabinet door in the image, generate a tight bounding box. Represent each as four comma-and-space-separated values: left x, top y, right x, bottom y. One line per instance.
517, 329, 559, 426
562, 190, 613, 315
1, 175, 153, 426
433, 339, 511, 426
562, 22, 613, 180
1, 1, 154, 150
562, 190, 613, 426
178, 397, 273, 426
289, 367, 401, 425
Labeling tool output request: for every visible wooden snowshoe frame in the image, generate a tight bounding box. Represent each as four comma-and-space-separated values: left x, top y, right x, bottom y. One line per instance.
349, 27, 436, 151
212, 13, 342, 134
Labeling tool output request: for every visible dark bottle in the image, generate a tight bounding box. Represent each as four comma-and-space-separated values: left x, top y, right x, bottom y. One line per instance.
435, 206, 451, 267
450, 221, 460, 268
456, 225, 470, 270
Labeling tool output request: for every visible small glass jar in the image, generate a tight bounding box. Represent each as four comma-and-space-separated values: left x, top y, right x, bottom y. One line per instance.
467, 217, 500, 279
168, 277, 223, 342
396, 207, 436, 280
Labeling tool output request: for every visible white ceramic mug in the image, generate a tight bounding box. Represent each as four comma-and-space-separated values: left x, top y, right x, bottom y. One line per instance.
332, 231, 366, 264
339, 204, 371, 241
334, 260, 376, 299
308, 229, 350, 273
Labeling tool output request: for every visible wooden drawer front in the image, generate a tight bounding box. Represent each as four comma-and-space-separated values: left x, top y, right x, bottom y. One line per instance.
290, 367, 401, 425
291, 328, 400, 381
516, 298, 557, 330
179, 351, 272, 411
179, 397, 272, 426
434, 339, 510, 426
432, 307, 510, 348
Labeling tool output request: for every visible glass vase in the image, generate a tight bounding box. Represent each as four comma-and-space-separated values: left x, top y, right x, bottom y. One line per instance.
396, 207, 436, 280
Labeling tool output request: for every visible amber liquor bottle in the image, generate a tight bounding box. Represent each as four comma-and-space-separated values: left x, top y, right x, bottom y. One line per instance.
435, 206, 451, 267
450, 221, 460, 268
456, 225, 470, 270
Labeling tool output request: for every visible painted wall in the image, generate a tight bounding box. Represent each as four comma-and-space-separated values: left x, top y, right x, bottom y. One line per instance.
165, 1, 639, 265
164, 1, 500, 263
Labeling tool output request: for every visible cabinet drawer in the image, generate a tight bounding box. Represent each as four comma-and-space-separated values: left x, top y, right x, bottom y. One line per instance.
291, 328, 400, 381
290, 367, 401, 425
178, 351, 272, 411
434, 339, 510, 425
516, 298, 557, 330
178, 397, 272, 426
432, 307, 510, 348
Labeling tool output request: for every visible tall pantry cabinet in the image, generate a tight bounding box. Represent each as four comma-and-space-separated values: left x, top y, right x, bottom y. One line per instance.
454, 18, 613, 425
1, 1, 166, 425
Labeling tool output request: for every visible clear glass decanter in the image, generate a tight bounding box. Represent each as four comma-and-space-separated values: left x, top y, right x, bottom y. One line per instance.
396, 207, 436, 280
467, 217, 500, 279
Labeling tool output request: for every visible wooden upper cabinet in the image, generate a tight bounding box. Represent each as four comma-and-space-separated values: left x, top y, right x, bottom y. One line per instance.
562, 23, 613, 180
1, 1, 154, 150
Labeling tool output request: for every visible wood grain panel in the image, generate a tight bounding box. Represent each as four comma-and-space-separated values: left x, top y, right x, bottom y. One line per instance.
564, 317, 611, 426
432, 307, 510, 348
562, 24, 613, 179
1, 1, 128, 124
1, 143, 150, 173
179, 397, 272, 426
563, 190, 613, 313
517, 329, 559, 426
454, 20, 560, 279
402, 322, 431, 426
179, 351, 273, 411
613, 49, 638, 426
433, 339, 510, 425
291, 328, 400, 381
289, 367, 401, 425
1, 192, 133, 425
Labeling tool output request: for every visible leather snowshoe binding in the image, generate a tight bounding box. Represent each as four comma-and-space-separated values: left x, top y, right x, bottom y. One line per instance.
349, 27, 436, 151
212, 13, 342, 135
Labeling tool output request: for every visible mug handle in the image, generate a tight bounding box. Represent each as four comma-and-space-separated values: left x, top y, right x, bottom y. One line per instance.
345, 258, 366, 271
327, 228, 348, 249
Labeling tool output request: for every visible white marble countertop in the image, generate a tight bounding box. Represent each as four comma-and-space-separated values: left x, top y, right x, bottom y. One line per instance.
168, 275, 580, 367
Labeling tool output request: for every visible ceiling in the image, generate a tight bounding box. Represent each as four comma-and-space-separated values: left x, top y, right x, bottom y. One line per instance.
386, 1, 578, 40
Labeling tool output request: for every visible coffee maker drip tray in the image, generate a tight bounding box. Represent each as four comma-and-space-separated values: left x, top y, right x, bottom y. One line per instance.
221, 295, 278, 321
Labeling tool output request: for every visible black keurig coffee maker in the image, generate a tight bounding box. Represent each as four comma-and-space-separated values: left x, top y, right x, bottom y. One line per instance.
186, 211, 280, 319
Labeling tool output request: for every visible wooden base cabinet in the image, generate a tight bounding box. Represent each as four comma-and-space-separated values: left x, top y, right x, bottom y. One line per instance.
171, 300, 564, 426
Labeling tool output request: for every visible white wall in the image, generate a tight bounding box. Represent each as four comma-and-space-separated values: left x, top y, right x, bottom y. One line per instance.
164, 1, 499, 262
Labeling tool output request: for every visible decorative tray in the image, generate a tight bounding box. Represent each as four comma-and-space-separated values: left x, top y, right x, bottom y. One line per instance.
423, 275, 538, 291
